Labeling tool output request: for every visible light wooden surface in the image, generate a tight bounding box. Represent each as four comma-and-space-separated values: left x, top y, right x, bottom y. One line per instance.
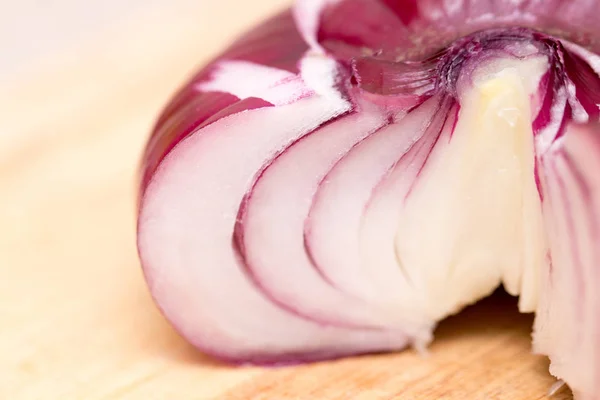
0, 2, 573, 399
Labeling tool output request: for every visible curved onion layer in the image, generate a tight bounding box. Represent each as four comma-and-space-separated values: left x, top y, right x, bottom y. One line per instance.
137, 1, 600, 397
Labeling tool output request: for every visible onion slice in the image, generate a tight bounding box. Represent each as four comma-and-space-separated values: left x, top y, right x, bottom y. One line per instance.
138, 1, 600, 397
138, 93, 416, 363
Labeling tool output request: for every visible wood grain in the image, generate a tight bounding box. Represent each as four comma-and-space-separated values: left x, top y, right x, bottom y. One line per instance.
0, 2, 573, 399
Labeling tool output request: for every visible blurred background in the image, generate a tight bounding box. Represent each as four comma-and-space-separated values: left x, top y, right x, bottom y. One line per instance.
1, 0, 290, 158
1, 0, 164, 81
0, 1, 295, 399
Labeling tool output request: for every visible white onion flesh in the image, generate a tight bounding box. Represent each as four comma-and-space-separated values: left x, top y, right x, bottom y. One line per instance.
394, 57, 549, 319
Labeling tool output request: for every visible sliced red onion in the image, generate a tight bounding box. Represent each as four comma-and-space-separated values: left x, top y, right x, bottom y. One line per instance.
139, 83, 412, 363
138, 0, 600, 396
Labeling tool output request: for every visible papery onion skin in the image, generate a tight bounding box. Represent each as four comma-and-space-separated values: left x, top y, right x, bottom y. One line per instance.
137, 1, 600, 398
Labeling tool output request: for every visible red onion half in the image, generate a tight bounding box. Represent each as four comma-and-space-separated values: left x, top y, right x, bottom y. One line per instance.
137, 1, 600, 397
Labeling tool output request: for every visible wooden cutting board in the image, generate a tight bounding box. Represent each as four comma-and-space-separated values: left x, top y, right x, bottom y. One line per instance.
0, 2, 573, 399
